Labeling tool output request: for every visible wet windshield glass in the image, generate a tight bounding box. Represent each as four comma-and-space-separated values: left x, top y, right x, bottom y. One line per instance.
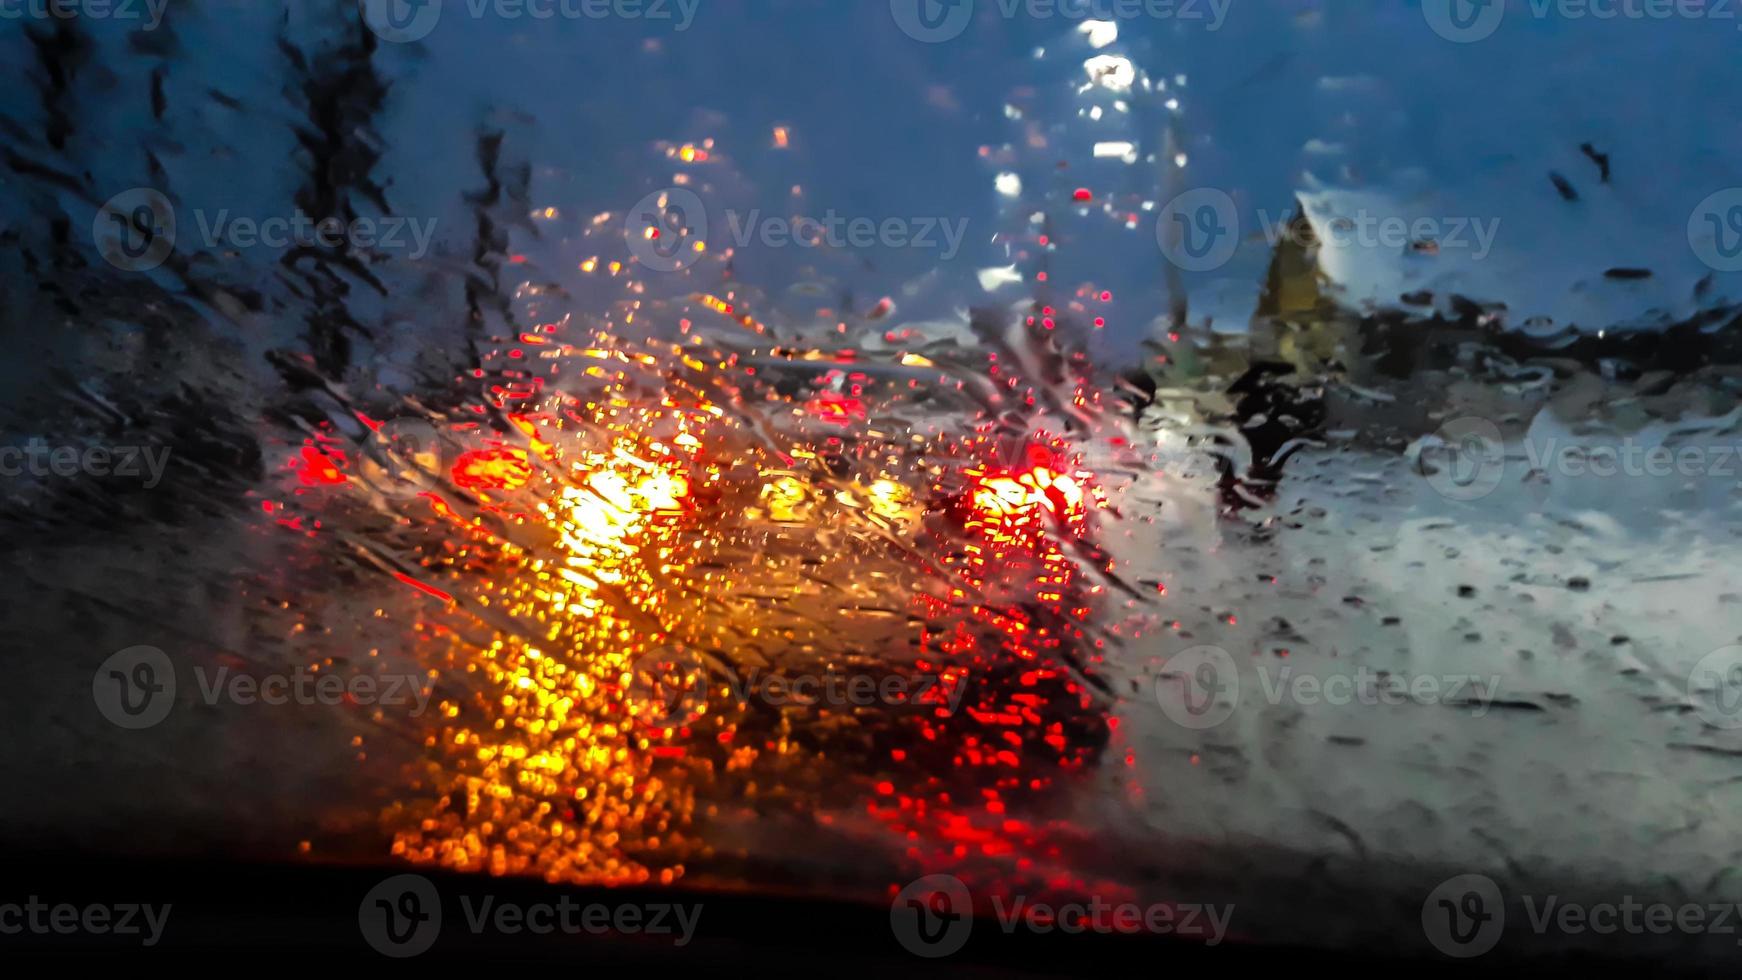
4, 0, 1742, 968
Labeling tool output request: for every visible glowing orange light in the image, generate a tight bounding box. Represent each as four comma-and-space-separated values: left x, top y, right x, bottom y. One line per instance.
452, 448, 533, 490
